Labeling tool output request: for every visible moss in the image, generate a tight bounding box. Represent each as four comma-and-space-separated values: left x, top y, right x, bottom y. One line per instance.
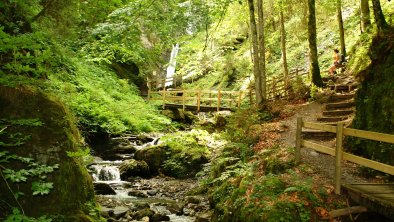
0, 85, 95, 220
346, 28, 394, 165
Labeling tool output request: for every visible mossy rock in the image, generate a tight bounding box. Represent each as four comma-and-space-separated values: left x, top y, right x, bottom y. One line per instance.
0, 85, 95, 220
161, 108, 196, 124
134, 145, 169, 174
119, 159, 150, 179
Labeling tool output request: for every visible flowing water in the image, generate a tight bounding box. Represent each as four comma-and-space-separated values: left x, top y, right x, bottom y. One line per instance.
89, 135, 208, 221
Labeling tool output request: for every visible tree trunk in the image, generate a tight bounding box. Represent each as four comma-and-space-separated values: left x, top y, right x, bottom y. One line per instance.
360, 0, 371, 32
257, 0, 266, 102
247, 0, 263, 104
280, 8, 289, 90
337, 0, 346, 57
307, 0, 323, 87
371, 0, 387, 32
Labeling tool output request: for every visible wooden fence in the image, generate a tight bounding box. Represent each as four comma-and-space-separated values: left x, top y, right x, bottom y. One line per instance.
148, 67, 309, 102
148, 89, 244, 112
295, 117, 394, 194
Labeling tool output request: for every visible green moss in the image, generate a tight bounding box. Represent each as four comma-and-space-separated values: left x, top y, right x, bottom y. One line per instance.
0, 85, 96, 220
346, 28, 394, 165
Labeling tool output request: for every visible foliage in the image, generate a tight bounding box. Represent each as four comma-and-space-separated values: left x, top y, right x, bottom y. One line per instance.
0, 119, 58, 218
4, 209, 52, 222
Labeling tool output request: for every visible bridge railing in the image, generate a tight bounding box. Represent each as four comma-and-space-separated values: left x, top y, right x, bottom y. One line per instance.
148, 89, 246, 112
295, 117, 394, 194
148, 67, 309, 102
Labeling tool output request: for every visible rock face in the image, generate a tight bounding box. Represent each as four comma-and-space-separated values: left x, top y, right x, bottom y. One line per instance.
0, 86, 95, 220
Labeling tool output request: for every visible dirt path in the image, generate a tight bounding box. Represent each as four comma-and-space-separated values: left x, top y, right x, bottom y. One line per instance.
277, 101, 374, 185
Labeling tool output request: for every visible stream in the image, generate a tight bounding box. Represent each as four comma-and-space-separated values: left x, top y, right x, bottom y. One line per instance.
88, 133, 211, 222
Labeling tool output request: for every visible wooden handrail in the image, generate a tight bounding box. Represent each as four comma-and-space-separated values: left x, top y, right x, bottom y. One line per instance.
296, 117, 394, 194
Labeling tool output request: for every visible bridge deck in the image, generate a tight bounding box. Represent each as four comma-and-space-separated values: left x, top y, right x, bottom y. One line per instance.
164, 103, 234, 112
342, 183, 394, 220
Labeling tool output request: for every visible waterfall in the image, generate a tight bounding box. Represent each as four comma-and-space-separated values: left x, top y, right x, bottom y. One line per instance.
165, 44, 180, 87
91, 164, 121, 182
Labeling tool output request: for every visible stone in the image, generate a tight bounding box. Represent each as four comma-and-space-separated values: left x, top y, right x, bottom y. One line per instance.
134, 145, 169, 174
166, 202, 184, 215
112, 206, 129, 219
151, 213, 170, 222
186, 196, 202, 204
195, 211, 213, 222
119, 159, 151, 179
132, 202, 151, 211
94, 183, 116, 195
147, 190, 158, 196
128, 190, 148, 198
132, 208, 155, 220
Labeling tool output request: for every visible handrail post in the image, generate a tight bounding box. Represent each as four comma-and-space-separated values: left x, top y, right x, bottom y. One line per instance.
217, 90, 221, 112
238, 91, 242, 109
197, 90, 201, 112
162, 88, 166, 109
182, 90, 185, 111
335, 122, 344, 194
147, 81, 151, 101
295, 117, 302, 164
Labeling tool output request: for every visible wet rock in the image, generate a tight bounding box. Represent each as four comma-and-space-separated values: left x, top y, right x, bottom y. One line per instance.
132, 208, 155, 220
166, 202, 184, 215
162, 108, 196, 124
119, 159, 151, 179
195, 210, 213, 222
147, 190, 158, 196
94, 183, 116, 195
183, 207, 195, 216
132, 202, 151, 211
128, 190, 148, 198
112, 144, 137, 154
186, 196, 202, 204
151, 213, 170, 222
136, 134, 154, 145
134, 145, 169, 174
112, 206, 129, 219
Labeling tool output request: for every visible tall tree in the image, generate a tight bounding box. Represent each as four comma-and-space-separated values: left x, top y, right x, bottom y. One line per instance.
279, 0, 289, 89
257, 0, 266, 101
371, 0, 388, 32
307, 0, 323, 87
247, 0, 263, 104
360, 0, 371, 32
336, 0, 346, 57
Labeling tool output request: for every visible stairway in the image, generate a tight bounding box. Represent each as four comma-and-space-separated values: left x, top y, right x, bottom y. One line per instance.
302, 75, 358, 140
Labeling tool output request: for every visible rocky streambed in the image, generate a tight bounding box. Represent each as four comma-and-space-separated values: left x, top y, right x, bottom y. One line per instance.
88, 131, 218, 222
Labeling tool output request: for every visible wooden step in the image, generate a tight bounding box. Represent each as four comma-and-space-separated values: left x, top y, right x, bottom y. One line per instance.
330, 93, 355, 102
302, 129, 336, 140
317, 116, 349, 122
323, 109, 354, 117
325, 100, 355, 110
330, 84, 357, 92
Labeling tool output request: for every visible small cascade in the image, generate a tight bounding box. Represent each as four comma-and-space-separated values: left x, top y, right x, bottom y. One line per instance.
91, 163, 121, 182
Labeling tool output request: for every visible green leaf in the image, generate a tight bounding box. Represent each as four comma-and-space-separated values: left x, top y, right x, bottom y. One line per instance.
32, 181, 53, 195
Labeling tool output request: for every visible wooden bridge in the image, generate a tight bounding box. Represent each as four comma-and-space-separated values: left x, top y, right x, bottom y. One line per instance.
147, 68, 309, 112
295, 118, 394, 220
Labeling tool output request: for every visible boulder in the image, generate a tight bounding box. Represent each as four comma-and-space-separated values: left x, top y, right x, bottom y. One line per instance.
132, 208, 155, 220
94, 183, 116, 195
161, 108, 196, 124
195, 211, 214, 222
0, 86, 95, 220
119, 159, 150, 179
134, 145, 169, 174
151, 213, 170, 222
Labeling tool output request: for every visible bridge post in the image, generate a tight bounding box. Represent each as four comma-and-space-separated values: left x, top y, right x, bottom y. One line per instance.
217, 90, 221, 112
197, 90, 201, 112
335, 122, 344, 194
162, 88, 166, 109
182, 90, 185, 111
238, 91, 243, 109
295, 117, 302, 164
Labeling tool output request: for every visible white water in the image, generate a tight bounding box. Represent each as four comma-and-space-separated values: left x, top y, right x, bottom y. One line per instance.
91, 163, 121, 183
165, 44, 180, 87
